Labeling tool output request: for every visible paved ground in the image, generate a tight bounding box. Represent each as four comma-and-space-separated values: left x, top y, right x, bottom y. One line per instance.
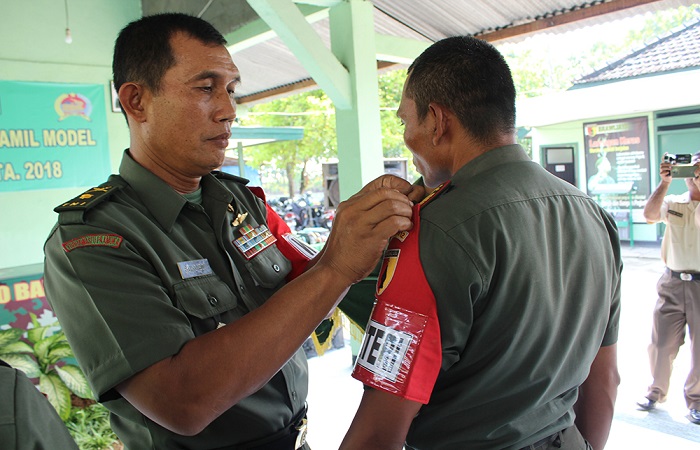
304, 242, 700, 449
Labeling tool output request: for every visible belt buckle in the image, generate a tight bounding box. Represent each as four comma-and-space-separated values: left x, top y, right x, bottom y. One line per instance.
294, 418, 307, 449
681, 273, 693, 281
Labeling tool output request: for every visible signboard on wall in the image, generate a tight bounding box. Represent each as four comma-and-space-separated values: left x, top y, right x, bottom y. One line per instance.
0, 270, 54, 330
0, 81, 111, 192
583, 117, 650, 209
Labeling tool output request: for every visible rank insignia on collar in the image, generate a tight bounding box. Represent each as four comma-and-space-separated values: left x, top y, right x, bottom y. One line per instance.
393, 230, 410, 242
233, 224, 276, 259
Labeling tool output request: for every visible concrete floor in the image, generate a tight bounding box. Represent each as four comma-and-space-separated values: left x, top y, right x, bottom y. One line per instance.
304, 242, 700, 449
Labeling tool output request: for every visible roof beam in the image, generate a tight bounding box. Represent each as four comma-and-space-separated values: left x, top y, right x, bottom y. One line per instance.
236, 61, 397, 105
374, 34, 430, 64
225, 4, 327, 52
246, 0, 352, 108
293, 0, 342, 6
478, 0, 665, 42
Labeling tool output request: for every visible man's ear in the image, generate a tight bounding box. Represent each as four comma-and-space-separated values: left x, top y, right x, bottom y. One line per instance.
429, 102, 449, 146
118, 82, 148, 123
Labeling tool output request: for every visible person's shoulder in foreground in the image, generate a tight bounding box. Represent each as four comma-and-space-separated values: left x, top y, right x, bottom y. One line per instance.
0, 360, 79, 450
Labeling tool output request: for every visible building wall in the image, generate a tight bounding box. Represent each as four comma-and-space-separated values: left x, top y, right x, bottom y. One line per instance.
529, 106, 700, 243
0, 0, 140, 271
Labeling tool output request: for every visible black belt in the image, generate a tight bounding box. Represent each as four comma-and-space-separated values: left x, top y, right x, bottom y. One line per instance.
520, 430, 562, 450
238, 406, 308, 450
670, 270, 700, 281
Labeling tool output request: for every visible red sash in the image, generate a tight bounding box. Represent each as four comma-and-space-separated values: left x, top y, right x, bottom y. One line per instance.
351, 182, 449, 404
248, 186, 312, 280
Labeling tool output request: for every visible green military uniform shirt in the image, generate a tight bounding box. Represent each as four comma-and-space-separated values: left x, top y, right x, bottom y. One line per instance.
0, 360, 79, 450
44, 151, 308, 449
405, 145, 622, 449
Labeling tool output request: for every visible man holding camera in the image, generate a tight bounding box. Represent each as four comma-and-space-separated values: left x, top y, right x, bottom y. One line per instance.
637, 152, 700, 424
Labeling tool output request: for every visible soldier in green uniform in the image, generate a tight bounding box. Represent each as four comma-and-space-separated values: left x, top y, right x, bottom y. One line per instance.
0, 360, 78, 449
43, 13, 419, 450
341, 36, 621, 450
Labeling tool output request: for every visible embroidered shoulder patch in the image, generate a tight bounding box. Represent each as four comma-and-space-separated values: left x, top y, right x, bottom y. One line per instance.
62, 234, 123, 252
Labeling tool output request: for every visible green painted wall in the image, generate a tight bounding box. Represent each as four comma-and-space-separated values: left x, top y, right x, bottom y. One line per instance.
0, 0, 140, 270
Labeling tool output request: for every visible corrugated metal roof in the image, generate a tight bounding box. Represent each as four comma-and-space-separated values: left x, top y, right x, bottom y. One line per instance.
573, 18, 700, 85
141, 0, 698, 103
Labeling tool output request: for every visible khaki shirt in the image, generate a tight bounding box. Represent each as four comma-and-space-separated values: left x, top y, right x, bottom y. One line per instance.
660, 192, 700, 272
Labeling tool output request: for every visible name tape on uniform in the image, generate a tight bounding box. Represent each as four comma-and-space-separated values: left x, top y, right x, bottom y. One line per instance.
177, 259, 214, 279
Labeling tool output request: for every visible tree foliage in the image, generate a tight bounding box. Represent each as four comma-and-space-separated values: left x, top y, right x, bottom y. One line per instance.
240, 91, 336, 197
501, 4, 700, 99
242, 68, 418, 196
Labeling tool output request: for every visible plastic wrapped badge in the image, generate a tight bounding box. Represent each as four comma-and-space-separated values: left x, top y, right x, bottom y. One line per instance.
352, 302, 428, 397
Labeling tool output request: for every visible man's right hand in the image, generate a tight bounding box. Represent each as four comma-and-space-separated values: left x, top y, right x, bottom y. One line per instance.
318, 187, 414, 285
660, 161, 673, 184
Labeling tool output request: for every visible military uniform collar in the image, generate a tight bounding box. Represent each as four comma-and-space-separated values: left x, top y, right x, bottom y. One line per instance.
452, 144, 531, 184
118, 150, 234, 232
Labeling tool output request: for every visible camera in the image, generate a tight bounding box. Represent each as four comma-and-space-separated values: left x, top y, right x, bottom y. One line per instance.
663, 153, 693, 164
670, 165, 698, 178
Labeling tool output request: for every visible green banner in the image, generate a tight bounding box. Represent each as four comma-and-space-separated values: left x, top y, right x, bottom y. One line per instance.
0, 81, 111, 192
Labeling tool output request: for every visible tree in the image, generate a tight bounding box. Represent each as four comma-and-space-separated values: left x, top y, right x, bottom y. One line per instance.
241, 91, 336, 198
500, 4, 700, 99
243, 67, 421, 197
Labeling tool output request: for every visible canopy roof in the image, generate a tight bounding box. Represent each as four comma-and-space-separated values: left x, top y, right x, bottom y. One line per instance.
142, 0, 696, 104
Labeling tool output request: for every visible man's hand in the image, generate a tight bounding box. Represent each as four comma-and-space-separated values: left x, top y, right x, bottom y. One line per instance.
318, 187, 414, 285
659, 161, 673, 184
361, 174, 426, 204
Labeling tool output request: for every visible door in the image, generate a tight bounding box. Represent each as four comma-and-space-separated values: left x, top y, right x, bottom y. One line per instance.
544, 146, 576, 186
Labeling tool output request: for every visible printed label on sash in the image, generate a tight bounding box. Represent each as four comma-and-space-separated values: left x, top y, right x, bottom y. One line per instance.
377, 249, 400, 296
177, 259, 213, 279
356, 320, 414, 382
352, 302, 428, 396
233, 224, 277, 259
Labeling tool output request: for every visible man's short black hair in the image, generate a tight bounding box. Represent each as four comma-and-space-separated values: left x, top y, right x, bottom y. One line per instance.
113, 13, 227, 96
405, 36, 516, 144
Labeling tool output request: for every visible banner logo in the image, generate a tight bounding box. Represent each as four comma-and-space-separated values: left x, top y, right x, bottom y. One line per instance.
55, 93, 92, 121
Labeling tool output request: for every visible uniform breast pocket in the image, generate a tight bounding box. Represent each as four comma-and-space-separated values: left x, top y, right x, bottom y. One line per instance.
173, 275, 238, 319
245, 244, 292, 289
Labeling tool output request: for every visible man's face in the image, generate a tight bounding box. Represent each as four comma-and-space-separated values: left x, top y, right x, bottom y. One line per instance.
397, 80, 451, 189
142, 32, 240, 178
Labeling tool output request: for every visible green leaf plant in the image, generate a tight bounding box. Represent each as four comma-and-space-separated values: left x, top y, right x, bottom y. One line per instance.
0, 313, 93, 421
